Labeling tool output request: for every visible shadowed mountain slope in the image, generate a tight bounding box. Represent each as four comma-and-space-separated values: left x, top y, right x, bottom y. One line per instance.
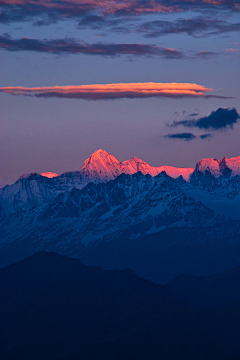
1, 171, 240, 283
2, 252, 240, 360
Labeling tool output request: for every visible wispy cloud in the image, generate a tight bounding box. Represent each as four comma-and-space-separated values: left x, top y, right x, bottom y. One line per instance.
225, 48, 240, 53
170, 108, 240, 130
0, 82, 225, 100
139, 18, 240, 38
199, 133, 212, 139
0, 1, 239, 25
0, 34, 224, 60
194, 51, 219, 58
0, 34, 185, 58
164, 132, 213, 141
164, 132, 196, 141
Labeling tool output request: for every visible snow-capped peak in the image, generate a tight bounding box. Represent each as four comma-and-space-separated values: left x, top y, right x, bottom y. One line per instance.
83, 148, 112, 161
80, 149, 122, 181
224, 156, 240, 176
195, 158, 221, 177
190, 155, 240, 185
41, 172, 59, 178
194, 156, 240, 178
122, 157, 160, 176
80, 149, 194, 182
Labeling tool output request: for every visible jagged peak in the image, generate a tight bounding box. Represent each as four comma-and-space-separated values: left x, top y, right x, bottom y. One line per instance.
229, 155, 240, 161
191, 155, 240, 184
132, 170, 146, 178
196, 156, 240, 166
155, 170, 170, 179
196, 155, 240, 166
18, 172, 41, 180
130, 156, 145, 162
123, 156, 150, 165
196, 157, 218, 165
41, 172, 58, 178
86, 149, 116, 161
89, 148, 109, 158
78, 149, 195, 182
80, 149, 121, 170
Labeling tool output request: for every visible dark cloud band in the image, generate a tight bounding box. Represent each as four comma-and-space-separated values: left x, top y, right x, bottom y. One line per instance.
0, 1, 239, 25
164, 133, 212, 141
164, 133, 196, 141
0, 34, 185, 58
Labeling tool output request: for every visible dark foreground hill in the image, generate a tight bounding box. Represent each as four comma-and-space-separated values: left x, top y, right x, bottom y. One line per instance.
1, 252, 240, 360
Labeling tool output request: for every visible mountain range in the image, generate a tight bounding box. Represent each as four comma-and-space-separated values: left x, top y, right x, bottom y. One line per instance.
0, 149, 194, 216
1, 149, 240, 282
1, 149, 240, 217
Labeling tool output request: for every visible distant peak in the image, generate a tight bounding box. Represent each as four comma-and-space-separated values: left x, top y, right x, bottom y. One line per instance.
81, 149, 120, 168
18, 172, 41, 180
131, 156, 144, 162
80, 149, 122, 181
89, 149, 110, 158
192, 155, 240, 183
41, 172, 58, 178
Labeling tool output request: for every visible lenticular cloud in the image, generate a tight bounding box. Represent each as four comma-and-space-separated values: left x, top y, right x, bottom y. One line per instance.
0, 82, 225, 100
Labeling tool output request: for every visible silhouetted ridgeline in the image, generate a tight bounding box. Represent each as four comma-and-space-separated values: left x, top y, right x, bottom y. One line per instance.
1, 252, 240, 360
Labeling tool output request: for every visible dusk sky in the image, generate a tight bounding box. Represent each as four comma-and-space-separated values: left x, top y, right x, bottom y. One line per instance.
0, 0, 240, 186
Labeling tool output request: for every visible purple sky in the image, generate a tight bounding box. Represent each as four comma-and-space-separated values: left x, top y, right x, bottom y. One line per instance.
0, 0, 240, 186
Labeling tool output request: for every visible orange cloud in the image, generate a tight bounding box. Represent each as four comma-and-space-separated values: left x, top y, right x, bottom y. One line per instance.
0, 82, 227, 100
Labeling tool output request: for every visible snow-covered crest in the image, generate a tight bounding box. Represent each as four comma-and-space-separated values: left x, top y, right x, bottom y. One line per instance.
80, 149, 194, 181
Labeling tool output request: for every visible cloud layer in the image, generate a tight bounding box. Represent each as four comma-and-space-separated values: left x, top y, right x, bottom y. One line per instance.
139, 18, 240, 38
0, 82, 226, 100
0, 34, 223, 60
0, 34, 185, 58
171, 108, 240, 130
0, 0, 239, 25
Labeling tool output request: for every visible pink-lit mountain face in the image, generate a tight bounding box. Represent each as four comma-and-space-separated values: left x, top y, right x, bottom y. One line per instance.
41, 172, 59, 178
190, 156, 240, 185
80, 149, 194, 182
1, 150, 240, 281
1, 149, 240, 217
39, 150, 240, 184
194, 156, 240, 177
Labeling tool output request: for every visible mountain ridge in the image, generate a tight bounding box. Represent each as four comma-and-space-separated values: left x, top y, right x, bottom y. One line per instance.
0, 149, 194, 216
1, 170, 240, 282
8, 150, 240, 188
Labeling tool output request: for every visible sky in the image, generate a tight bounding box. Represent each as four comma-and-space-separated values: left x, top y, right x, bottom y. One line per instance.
0, 0, 240, 186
